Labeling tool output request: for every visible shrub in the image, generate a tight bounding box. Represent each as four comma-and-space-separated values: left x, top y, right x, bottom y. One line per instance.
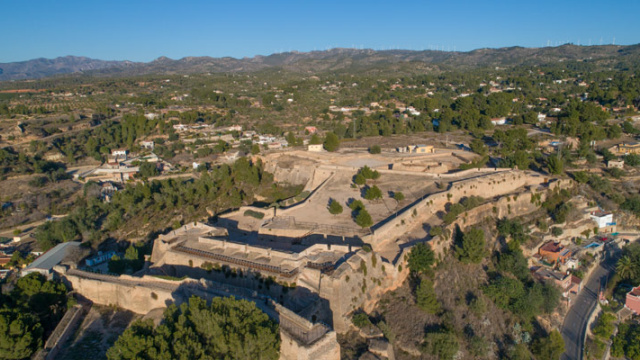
364, 185, 383, 200
328, 199, 343, 215
355, 209, 373, 228
349, 199, 365, 211
369, 145, 381, 154
352, 313, 371, 328
551, 227, 563, 236
423, 331, 459, 360
243, 210, 265, 219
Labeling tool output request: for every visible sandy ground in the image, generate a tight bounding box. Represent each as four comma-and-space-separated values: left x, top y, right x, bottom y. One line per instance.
288, 169, 438, 229
57, 305, 140, 360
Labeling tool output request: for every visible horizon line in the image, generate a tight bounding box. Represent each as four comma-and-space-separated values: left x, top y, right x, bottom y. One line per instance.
1, 42, 636, 64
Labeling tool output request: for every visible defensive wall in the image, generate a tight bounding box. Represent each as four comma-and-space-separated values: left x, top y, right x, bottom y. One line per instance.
366, 170, 552, 247
33, 304, 87, 360
60, 267, 184, 313
58, 266, 340, 360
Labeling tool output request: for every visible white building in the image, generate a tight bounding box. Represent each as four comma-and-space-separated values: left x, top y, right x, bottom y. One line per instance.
607, 160, 624, 169
308, 144, 323, 152
491, 117, 507, 126
140, 141, 155, 150
537, 113, 547, 122
590, 210, 614, 229
111, 149, 128, 157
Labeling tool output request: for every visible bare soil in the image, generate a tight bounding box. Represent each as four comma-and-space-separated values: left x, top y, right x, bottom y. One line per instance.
57, 305, 139, 360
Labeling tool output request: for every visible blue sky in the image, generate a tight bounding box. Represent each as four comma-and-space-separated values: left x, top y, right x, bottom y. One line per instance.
2, 0, 639, 63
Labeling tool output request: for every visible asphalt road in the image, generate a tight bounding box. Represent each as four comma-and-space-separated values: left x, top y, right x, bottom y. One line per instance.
561, 244, 620, 360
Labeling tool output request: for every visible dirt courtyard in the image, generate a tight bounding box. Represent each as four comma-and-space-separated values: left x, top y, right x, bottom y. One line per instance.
285, 169, 440, 229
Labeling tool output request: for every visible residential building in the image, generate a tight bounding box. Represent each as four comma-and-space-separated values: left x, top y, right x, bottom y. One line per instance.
413, 145, 434, 154
0, 256, 10, 267
626, 286, 640, 314
225, 125, 243, 132
173, 124, 188, 132
607, 160, 624, 169
612, 142, 640, 155
308, 144, 323, 152
537, 113, 547, 122
140, 141, 155, 150
111, 149, 128, 158
538, 241, 571, 264
305, 126, 318, 134
491, 117, 507, 126
590, 210, 616, 233
242, 130, 257, 138
533, 267, 581, 296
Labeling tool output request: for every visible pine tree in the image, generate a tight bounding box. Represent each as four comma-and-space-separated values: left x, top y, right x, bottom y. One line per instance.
456, 228, 487, 264
355, 209, 373, 228
328, 199, 343, 215
416, 278, 441, 314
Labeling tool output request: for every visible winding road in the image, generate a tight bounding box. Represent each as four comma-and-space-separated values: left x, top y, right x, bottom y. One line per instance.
560, 243, 621, 360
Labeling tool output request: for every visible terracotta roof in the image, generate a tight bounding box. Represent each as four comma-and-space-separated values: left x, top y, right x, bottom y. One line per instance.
630, 286, 640, 297
540, 241, 563, 253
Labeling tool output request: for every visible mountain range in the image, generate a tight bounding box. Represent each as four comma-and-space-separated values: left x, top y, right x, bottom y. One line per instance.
1, 44, 639, 81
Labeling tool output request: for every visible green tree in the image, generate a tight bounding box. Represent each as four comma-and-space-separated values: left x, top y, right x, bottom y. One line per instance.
323, 132, 340, 152
364, 185, 383, 201
328, 199, 343, 215
617, 255, 635, 280
407, 243, 435, 275
532, 330, 565, 360
309, 134, 322, 145
393, 192, 405, 202
0, 309, 43, 360
351, 313, 371, 328
107, 296, 280, 360
626, 153, 640, 166
354, 173, 366, 186
423, 331, 459, 360
547, 155, 564, 175
251, 144, 260, 155
138, 162, 159, 178
416, 278, 441, 314
369, 145, 381, 154
355, 209, 373, 228
470, 138, 487, 155
456, 228, 486, 264
349, 200, 365, 212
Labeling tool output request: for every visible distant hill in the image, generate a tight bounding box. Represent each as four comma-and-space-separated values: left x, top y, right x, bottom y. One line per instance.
1, 44, 639, 81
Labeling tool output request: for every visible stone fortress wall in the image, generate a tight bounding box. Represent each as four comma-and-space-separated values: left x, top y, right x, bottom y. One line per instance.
367, 170, 549, 246
59, 266, 340, 360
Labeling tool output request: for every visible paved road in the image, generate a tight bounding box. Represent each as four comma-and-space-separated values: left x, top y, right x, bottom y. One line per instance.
561, 244, 620, 360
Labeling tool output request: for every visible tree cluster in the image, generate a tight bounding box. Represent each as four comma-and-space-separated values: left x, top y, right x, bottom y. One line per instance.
106, 296, 280, 360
